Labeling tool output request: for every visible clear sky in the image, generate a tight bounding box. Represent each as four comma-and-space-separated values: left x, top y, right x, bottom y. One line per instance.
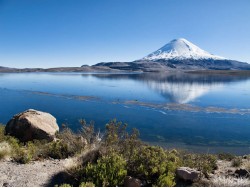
0, 0, 250, 68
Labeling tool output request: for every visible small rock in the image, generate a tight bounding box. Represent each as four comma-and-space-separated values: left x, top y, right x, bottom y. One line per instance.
235, 169, 250, 177
124, 176, 141, 187
3, 182, 10, 187
176, 167, 200, 182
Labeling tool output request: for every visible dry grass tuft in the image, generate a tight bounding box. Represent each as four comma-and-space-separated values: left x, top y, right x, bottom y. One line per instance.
210, 176, 250, 187
243, 160, 250, 172
0, 141, 11, 160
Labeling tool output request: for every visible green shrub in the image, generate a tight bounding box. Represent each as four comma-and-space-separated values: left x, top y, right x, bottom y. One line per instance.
58, 183, 72, 187
128, 146, 177, 186
81, 150, 127, 186
28, 139, 50, 159
47, 140, 69, 159
13, 148, 32, 164
79, 120, 97, 145
104, 119, 128, 146
12, 142, 37, 164
155, 173, 176, 187
218, 153, 235, 161
5, 136, 20, 151
4, 136, 25, 162
57, 127, 86, 155
79, 182, 95, 187
0, 124, 6, 142
103, 119, 141, 160
231, 157, 243, 167
180, 153, 217, 176
198, 154, 217, 175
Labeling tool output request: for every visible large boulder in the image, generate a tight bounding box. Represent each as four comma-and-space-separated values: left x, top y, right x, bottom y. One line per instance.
5, 109, 59, 142
176, 167, 200, 181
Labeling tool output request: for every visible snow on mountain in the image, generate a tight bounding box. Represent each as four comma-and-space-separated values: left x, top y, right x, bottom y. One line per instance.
142, 38, 226, 61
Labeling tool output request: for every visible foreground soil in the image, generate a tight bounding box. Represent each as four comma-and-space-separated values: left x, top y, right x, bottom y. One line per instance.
0, 159, 70, 187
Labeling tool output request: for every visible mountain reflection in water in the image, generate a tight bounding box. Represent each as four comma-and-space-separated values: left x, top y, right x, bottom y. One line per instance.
89, 72, 250, 104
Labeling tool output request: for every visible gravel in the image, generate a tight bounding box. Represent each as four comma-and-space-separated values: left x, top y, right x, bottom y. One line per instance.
0, 159, 69, 187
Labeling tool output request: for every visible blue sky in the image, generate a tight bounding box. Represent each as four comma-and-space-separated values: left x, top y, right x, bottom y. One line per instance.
0, 0, 250, 68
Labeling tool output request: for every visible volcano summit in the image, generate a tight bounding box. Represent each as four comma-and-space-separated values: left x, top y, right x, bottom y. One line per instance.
142, 38, 225, 61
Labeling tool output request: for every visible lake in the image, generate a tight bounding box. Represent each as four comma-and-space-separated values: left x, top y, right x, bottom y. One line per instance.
1, 72, 250, 155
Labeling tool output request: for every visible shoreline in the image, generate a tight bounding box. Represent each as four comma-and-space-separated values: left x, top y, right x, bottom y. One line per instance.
1, 65, 250, 75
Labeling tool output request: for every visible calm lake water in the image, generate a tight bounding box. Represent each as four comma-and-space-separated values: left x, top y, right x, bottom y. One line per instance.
1, 72, 250, 155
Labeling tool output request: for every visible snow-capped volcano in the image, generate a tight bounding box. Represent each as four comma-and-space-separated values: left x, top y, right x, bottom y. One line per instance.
94, 38, 250, 71
142, 38, 226, 61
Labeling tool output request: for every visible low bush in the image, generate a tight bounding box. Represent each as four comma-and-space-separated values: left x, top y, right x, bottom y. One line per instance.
66, 120, 180, 187
57, 127, 86, 155
103, 120, 141, 159
155, 173, 176, 187
58, 183, 72, 187
0, 124, 6, 142
81, 150, 127, 186
231, 157, 243, 167
128, 145, 177, 186
12, 142, 37, 164
79, 182, 95, 187
217, 152, 235, 161
0, 124, 32, 163
46, 140, 69, 159
180, 152, 217, 176
79, 120, 100, 145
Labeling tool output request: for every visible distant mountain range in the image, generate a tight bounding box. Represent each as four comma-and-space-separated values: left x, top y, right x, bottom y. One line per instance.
94, 38, 250, 72
1, 38, 250, 73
